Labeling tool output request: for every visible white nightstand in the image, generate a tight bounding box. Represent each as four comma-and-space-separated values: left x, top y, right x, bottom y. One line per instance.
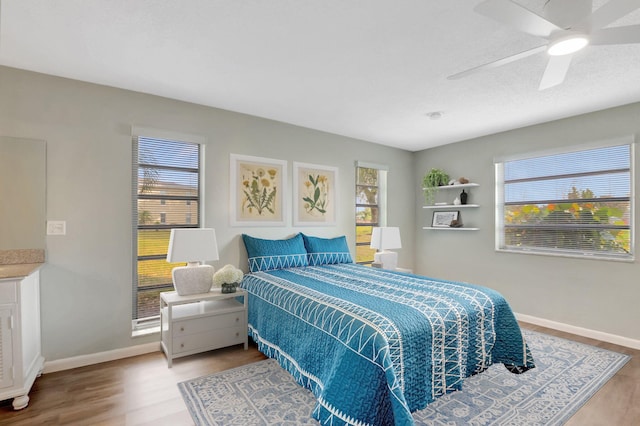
372, 263, 413, 274
160, 288, 248, 367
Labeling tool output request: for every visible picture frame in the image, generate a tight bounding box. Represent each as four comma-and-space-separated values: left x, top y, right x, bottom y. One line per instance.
432, 210, 459, 227
293, 162, 338, 226
230, 154, 287, 226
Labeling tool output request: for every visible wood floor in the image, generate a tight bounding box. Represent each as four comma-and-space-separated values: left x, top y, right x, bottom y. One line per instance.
0, 322, 637, 425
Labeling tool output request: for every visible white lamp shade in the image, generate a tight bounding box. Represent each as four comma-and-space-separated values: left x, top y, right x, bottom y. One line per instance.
167, 228, 219, 263
370, 227, 402, 250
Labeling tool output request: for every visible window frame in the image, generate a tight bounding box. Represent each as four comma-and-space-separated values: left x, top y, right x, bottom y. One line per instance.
131, 127, 206, 334
495, 138, 635, 261
355, 161, 388, 265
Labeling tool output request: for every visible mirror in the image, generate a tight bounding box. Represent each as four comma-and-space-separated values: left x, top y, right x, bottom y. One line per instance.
0, 136, 46, 250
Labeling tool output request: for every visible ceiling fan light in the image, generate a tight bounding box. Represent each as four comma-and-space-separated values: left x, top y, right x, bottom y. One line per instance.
547, 35, 589, 56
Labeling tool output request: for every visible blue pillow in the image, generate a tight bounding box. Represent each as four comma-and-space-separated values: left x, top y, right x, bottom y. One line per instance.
301, 234, 353, 266
242, 233, 309, 272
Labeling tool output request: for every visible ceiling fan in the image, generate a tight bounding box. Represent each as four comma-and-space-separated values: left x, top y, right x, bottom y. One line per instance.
448, 0, 640, 90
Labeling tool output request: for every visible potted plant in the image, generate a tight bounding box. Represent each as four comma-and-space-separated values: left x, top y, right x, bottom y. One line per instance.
213, 264, 244, 293
422, 168, 449, 205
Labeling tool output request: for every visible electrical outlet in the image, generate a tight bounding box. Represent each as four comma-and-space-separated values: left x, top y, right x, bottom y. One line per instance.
47, 220, 66, 235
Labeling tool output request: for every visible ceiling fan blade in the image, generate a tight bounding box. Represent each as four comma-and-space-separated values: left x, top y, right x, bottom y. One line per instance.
474, 0, 563, 38
590, 25, 640, 44
543, 0, 593, 29
539, 54, 573, 90
585, 0, 640, 31
448, 45, 547, 80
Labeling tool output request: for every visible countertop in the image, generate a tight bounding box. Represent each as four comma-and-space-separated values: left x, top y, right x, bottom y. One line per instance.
0, 249, 45, 280
0, 262, 44, 280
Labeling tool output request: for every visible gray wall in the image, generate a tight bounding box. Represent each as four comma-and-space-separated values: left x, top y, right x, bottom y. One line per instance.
3, 63, 637, 361
0, 66, 415, 361
413, 102, 640, 341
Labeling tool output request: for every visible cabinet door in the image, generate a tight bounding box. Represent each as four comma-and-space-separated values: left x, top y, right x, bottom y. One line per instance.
0, 306, 14, 389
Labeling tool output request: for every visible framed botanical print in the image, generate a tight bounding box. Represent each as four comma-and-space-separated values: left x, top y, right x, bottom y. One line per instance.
293, 162, 338, 226
230, 154, 287, 226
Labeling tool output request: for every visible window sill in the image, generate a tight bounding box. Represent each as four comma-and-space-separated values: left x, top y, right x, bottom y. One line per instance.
132, 325, 160, 338
496, 247, 634, 263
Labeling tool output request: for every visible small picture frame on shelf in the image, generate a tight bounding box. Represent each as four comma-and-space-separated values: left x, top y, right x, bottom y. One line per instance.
432, 210, 459, 227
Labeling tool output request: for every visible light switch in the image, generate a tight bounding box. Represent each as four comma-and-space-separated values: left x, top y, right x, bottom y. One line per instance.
47, 220, 66, 235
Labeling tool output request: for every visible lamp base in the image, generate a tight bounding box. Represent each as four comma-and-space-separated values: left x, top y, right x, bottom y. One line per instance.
373, 250, 398, 270
172, 264, 214, 296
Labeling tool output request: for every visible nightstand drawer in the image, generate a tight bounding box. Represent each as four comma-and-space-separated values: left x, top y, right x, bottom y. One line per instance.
173, 311, 244, 337
173, 326, 246, 354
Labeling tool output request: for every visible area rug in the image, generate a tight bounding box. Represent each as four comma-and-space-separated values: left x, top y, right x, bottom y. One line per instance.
178, 330, 630, 425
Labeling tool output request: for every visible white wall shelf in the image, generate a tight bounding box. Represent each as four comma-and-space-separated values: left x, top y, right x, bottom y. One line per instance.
422, 227, 480, 231
423, 204, 479, 209
422, 183, 479, 191
423, 183, 480, 230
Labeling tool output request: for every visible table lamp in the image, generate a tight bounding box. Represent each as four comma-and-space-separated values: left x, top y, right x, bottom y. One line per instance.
370, 226, 402, 270
167, 228, 219, 295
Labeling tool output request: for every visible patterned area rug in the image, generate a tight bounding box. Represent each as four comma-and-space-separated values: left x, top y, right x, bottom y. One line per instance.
178, 330, 629, 425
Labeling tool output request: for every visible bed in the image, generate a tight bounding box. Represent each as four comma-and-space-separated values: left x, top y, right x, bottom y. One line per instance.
240, 233, 535, 426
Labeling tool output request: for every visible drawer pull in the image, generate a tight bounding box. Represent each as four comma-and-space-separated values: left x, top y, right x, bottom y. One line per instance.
235, 332, 240, 337
180, 326, 184, 332
235, 317, 239, 322
180, 343, 184, 348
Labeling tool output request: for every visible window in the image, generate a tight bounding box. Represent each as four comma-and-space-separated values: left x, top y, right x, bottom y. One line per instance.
496, 141, 633, 260
355, 162, 388, 264
132, 131, 202, 331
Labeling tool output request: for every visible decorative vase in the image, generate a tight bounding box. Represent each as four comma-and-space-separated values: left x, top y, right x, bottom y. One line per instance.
453, 197, 461, 205
460, 189, 468, 205
221, 283, 237, 294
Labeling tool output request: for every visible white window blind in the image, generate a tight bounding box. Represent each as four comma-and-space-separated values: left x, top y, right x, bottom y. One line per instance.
496, 142, 633, 260
132, 135, 202, 329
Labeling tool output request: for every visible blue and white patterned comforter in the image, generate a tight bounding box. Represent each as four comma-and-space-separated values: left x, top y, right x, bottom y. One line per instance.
240, 264, 534, 426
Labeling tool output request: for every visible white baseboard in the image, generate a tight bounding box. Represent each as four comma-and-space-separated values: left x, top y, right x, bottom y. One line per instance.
516, 313, 640, 350
42, 342, 161, 374
40, 314, 639, 374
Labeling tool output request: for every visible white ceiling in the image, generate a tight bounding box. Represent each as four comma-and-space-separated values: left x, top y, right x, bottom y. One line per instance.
1, 0, 639, 151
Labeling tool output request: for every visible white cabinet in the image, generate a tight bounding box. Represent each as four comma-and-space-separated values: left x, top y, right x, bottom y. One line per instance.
160, 289, 248, 367
0, 270, 44, 410
422, 183, 480, 230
